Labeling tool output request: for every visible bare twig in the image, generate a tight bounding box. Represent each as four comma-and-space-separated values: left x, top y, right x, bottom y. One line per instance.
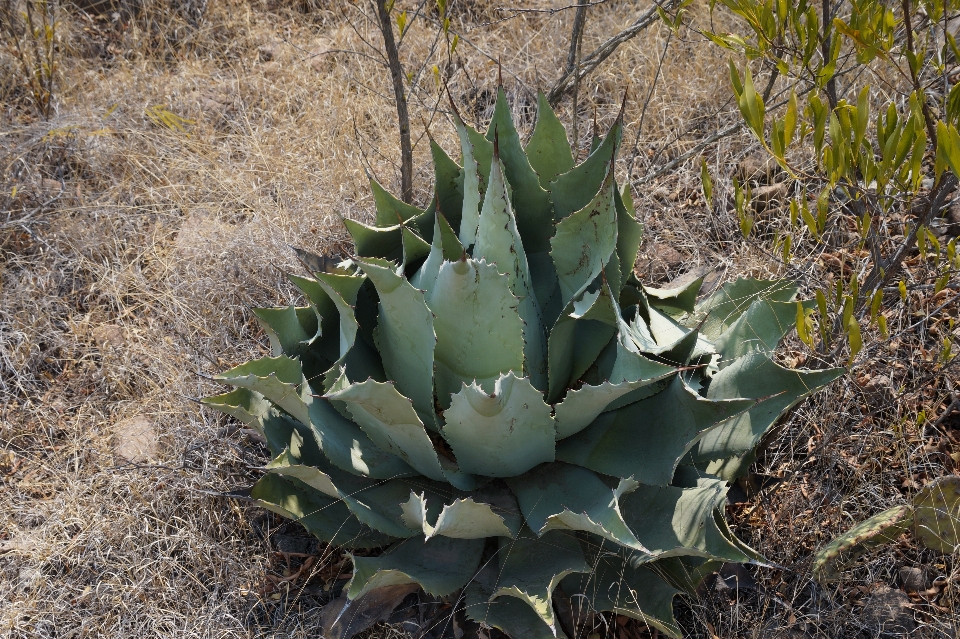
547, 0, 679, 106
626, 29, 672, 178
567, 0, 588, 153
374, 0, 414, 203
635, 122, 742, 184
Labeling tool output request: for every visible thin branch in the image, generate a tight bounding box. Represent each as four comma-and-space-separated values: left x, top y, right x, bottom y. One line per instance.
626, 29, 672, 179
547, 0, 679, 106
634, 123, 742, 184
568, 0, 589, 153
375, 0, 414, 203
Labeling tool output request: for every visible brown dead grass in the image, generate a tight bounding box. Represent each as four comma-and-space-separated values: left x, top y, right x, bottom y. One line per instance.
2, 0, 959, 637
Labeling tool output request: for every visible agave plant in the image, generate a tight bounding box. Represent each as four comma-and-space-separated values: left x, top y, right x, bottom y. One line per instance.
204, 87, 842, 638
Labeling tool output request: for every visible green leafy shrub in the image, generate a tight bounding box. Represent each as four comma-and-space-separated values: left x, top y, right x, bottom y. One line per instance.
204, 88, 842, 638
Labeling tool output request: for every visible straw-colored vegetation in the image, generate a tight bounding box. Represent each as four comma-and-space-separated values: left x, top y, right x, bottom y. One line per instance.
2, 0, 959, 636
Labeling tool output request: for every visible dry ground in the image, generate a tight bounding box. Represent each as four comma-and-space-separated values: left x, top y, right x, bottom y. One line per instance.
2, 0, 960, 637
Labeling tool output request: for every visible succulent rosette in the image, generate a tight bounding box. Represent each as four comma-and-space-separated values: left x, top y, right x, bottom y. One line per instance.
205, 87, 842, 638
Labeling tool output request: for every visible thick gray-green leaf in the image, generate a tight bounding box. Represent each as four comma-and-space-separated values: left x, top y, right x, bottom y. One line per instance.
221, 358, 411, 478
426, 258, 524, 408
203, 387, 272, 435
410, 213, 445, 293
436, 210, 464, 260
401, 488, 521, 540
550, 165, 618, 304
615, 187, 643, 294
215, 355, 311, 425
547, 306, 616, 404
452, 110, 493, 248
553, 372, 674, 440
474, 155, 547, 389
691, 277, 800, 339
695, 353, 844, 479
713, 299, 812, 365
549, 116, 622, 220
485, 87, 554, 253
654, 556, 725, 595
561, 554, 681, 639
428, 138, 464, 233
620, 480, 752, 565
287, 272, 341, 365
400, 226, 431, 272
252, 306, 318, 358
465, 557, 565, 639
557, 375, 753, 485
508, 463, 647, 551
526, 91, 574, 189
370, 175, 423, 227
250, 473, 391, 549
357, 258, 437, 426
644, 276, 704, 314
491, 530, 590, 631
263, 449, 418, 538
346, 535, 484, 599
312, 273, 366, 358
307, 392, 413, 479
342, 218, 403, 262
442, 373, 555, 477
327, 379, 446, 482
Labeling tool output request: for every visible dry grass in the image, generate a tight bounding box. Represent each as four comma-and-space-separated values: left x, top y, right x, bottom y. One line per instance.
2, 0, 959, 637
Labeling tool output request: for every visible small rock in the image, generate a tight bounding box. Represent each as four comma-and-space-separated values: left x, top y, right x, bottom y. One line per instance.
736, 152, 782, 185
307, 39, 332, 73
942, 201, 960, 237
114, 416, 158, 463
91, 323, 125, 347
898, 566, 931, 593
750, 182, 788, 214
650, 244, 684, 270
861, 585, 916, 635
260, 61, 282, 75
257, 44, 276, 62
860, 374, 894, 405
200, 96, 229, 115
272, 533, 319, 555
41, 178, 63, 195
